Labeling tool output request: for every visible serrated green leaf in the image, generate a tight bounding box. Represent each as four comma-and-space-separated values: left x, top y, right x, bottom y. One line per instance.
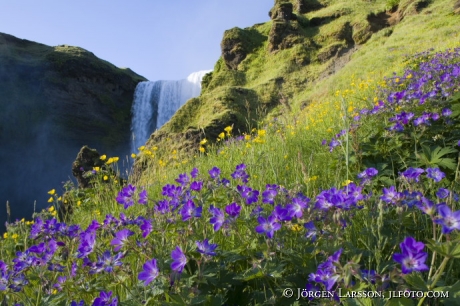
384, 297, 414, 306
403, 273, 428, 291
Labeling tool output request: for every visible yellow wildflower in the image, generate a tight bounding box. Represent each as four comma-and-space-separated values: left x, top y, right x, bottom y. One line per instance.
291, 224, 303, 232
152, 146, 158, 151
12, 233, 18, 239
20, 218, 25, 222
199, 147, 205, 153
3, 233, 8, 239
106, 157, 114, 164
218, 132, 225, 139
257, 129, 266, 137
131, 153, 136, 158
104, 175, 108, 181
200, 139, 207, 145
224, 126, 233, 133
138, 146, 145, 151
93, 167, 100, 172
58, 197, 62, 201
113, 157, 119, 162
77, 201, 81, 207
48, 189, 56, 195
48, 206, 55, 212
342, 180, 353, 186
100, 154, 107, 161
244, 134, 251, 141
47, 197, 53, 203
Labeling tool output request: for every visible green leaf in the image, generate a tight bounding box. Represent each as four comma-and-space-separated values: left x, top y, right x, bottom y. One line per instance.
233, 268, 265, 281
426, 238, 460, 258
403, 273, 428, 291
384, 297, 414, 306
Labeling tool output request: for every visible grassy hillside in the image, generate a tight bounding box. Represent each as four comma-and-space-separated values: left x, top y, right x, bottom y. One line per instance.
1, 0, 460, 305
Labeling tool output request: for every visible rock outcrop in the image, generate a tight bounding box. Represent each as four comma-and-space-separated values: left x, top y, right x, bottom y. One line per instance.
268, 1, 302, 52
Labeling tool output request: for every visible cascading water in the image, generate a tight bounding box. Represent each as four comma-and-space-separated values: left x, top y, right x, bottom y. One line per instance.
130, 70, 211, 153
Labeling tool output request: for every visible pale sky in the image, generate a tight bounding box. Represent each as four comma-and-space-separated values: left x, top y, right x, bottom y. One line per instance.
0, 1, 273, 80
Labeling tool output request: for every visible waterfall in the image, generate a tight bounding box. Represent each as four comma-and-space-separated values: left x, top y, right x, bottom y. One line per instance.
130, 70, 211, 153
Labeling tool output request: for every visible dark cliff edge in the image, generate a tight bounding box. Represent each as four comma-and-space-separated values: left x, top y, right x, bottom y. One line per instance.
0, 32, 146, 230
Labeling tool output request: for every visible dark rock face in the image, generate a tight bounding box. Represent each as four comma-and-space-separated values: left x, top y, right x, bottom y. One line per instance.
268, 1, 302, 52
221, 27, 266, 70
0, 32, 145, 230
71, 146, 104, 188
296, 0, 325, 13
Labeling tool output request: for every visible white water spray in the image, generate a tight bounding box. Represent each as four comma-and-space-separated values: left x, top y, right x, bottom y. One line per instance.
130, 70, 211, 153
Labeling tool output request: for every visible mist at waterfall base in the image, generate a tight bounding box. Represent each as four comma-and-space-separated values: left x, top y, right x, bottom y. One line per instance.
130, 70, 211, 153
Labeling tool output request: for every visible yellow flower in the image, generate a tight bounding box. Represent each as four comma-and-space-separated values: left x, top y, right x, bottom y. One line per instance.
106, 157, 114, 164
100, 154, 107, 161
12, 233, 18, 239
48, 206, 55, 212
93, 167, 100, 172
291, 224, 303, 232
48, 189, 56, 195
342, 180, 353, 186
257, 129, 266, 137
57, 197, 62, 201
104, 175, 108, 181
218, 132, 225, 139
131, 153, 136, 158
244, 134, 251, 141
47, 197, 54, 203
20, 218, 25, 222
200, 139, 207, 145
407, 74, 412, 79
3, 233, 8, 239
152, 146, 158, 151
199, 147, 205, 153
51, 211, 57, 217
224, 126, 233, 133
113, 157, 119, 162
395, 78, 400, 83
138, 146, 145, 151
77, 201, 81, 207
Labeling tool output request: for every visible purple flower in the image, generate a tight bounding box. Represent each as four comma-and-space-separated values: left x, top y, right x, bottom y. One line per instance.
436, 188, 450, 199
393, 237, 428, 274
138, 258, 159, 286
116, 185, 136, 209
225, 202, 241, 218
309, 249, 342, 290
415, 197, 435, 215
357, 168, 378, 184
435, 204, 460, 234
237, 185, 259, 205
175, 173, 190, 186
426, 167, 445, 183
138, 190, 148, 205
110, 229, 134, 252
286, 196, 309, 218
190, 181, 203, 191
190, 168, 199, 178
180, 200, 202, 221
262, 185, 278, 204
93, 290, 118, 306
271, 205, 293, 222
209, 167, 221, 179
140, 219, 153, 238
231, 164, 249, 183
380, 186, 402, 204
209, 205, 225, 231
71, 301, 84, 306
196, 239, 218, 256
171, 247, 187, 273
304, 221, 317, 242
401, 167, 425, 182
155, 200, 170, 214
442, 108, 452, 117
255, 215, 281, 239
77, 230, 97, 258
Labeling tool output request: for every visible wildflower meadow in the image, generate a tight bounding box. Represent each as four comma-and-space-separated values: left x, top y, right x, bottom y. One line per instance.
1, 48, 460, 305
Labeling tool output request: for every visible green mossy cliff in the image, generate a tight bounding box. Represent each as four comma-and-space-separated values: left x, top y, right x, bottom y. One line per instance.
0, 32, 146, 149
141, 0, 459, 159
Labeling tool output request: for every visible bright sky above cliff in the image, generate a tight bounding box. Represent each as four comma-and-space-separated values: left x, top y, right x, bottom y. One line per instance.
0, 1, 273, 81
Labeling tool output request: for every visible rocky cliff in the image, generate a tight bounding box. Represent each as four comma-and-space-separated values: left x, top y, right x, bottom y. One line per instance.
0, 32, 146, 228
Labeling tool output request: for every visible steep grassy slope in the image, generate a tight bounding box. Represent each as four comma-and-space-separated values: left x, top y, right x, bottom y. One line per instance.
136, 0, 459, 181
